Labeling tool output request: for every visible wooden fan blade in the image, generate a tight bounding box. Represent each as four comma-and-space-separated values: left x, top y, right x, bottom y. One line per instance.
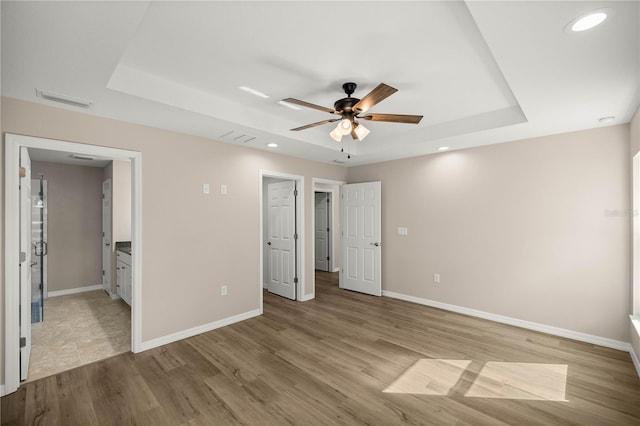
360, 113, 423, 124
281, 98, 336, 114
291, 119, 339, 131
353, 83, 398, 113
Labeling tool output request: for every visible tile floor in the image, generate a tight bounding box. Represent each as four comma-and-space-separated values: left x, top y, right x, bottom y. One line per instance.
27, 290, 131, 382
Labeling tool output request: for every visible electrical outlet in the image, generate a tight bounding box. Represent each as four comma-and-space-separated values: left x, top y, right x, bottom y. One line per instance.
221, 285, 228, 296
433, 273, 441, 283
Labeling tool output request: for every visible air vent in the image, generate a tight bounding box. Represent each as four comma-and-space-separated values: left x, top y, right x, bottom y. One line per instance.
71, 154, 95, 161
219, 130, 257, 144
36, 89, 93, 109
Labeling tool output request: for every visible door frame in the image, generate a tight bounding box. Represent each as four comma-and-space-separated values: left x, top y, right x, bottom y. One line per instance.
311, 178, 345, 298
259, 170, 305, 309
4, 133, 143, 395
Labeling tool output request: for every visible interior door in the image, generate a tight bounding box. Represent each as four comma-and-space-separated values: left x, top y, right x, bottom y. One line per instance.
102, 179, 112, 294
267, 181, 297, 300
315, 192, 330, 271
19, 146, 32, 380
340, 181, 382, 296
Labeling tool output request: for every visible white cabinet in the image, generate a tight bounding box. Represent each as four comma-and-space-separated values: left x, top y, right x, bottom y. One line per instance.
116, 251, 132, 306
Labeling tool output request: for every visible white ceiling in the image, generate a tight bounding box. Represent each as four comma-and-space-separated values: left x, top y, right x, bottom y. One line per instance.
2, 1, 638, 166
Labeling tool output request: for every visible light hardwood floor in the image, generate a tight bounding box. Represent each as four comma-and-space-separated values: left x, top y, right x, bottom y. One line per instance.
3, 272, 640, 425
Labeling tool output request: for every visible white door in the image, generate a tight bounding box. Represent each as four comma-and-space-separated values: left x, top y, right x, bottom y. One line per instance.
19, 147, 32, 380
340, 182, 382, 296
315, 192, 330, 271
267, 181, 297, 300
102, 179, 112, 294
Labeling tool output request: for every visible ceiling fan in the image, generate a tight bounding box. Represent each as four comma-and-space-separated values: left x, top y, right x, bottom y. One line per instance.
282, 82, 423, 142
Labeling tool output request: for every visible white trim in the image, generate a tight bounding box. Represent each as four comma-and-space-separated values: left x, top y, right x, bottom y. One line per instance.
139, 309, 261, 352
332, 267, 340, 273
0, 385, 5, 397
4, 133, 143, 395
631, 344, 640, 379
299, 293, 315, 302
383, 290, 631, 351
5, 137, 21, 395
259, 170, 305, 304
110, 293, 122, 301
48, 284, 104, 298
633, 153, 640, 316
631, 316, 640, 379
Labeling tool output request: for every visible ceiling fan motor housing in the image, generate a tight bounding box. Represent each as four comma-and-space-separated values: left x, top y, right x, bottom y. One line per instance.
334, 97, 360, 117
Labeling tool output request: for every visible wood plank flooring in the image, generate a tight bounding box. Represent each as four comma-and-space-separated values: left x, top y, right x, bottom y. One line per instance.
3, 271, 640, 425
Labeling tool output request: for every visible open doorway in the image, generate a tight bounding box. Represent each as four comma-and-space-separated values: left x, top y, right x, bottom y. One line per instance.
21, 157, 132, 382
260, 171, 305, 307
4, 134, 142, 396
312, 178, 344, 298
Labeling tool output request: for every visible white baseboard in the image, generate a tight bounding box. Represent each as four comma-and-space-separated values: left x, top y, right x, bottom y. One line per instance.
332, 267, 340, 273
300, 293, 315, 302
0, 384, 6, 397
630, 344, 640, 379
382, 290, 631, 352
139, 309, 261, 352
630, 316, 640, 379
48, 284, 104, 298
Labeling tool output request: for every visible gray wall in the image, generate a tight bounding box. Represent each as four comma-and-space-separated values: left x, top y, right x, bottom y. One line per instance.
349, 124, 631, 342
31, 161, 103, 293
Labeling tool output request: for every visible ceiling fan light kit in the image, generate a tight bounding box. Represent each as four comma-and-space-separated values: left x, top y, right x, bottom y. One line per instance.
284, 82, 423, 147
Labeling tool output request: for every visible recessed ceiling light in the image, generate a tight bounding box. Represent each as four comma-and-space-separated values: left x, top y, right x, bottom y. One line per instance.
598, 116, 615, 124
277, 100, 301, 110
437, 146, 450, 151
567, 9, 609, 32
238, 86, 269, 99
267, 143, 278, 148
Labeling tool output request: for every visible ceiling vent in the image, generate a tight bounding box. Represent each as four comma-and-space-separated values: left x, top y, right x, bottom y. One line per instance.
71, 154, 96, 161
219, 130, 256, 143
36, 89, 93, 109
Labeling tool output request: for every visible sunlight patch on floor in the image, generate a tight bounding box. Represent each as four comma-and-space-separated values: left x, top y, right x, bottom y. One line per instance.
465, 362, 568, 401
383, 359, 472, 395
384, 359, 568, 401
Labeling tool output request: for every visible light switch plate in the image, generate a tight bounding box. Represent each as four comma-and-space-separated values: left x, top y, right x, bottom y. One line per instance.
220, 184, 228, 195
397, 227, 408, 236
202, 183, 210, 194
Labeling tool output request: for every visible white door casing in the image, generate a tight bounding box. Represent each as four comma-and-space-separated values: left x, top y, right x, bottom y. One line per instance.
5, 133, 142, 396
19, 147, 32, 380
315, 192, 330, 271
102, 179, 112, 295
340, 182, 382, 296
267, 181, 297, 300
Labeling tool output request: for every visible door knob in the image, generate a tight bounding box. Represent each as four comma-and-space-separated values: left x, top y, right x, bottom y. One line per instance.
370, 242, 381, 247
267, 241, 272, 246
